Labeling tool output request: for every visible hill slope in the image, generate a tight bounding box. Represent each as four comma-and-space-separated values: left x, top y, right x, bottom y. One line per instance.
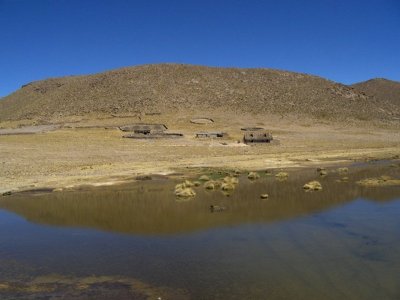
0, 64, 399, 122
352, 78, 400, 106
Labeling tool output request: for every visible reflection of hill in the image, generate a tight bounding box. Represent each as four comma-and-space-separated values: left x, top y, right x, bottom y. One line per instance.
1, 167, 399, 235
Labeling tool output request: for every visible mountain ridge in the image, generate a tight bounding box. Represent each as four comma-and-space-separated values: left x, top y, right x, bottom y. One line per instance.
351, 78, 400, 107
0, 64, 399, 122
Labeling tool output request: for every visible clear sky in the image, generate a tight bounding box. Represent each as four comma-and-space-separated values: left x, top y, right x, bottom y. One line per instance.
1, 0, 399, 97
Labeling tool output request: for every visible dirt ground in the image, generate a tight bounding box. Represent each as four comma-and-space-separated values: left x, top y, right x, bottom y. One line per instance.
1, 113, 400, 193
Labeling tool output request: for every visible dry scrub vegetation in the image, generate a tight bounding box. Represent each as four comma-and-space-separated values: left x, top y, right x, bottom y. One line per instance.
1, 64, 400, 123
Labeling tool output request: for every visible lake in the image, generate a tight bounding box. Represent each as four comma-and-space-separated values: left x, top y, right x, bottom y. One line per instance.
0, 164, 399, 299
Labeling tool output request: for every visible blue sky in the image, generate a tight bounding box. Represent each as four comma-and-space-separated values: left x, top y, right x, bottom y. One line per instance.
1, 0, 399, 97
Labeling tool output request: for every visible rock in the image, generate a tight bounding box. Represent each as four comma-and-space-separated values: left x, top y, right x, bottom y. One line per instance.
174, 187, 196, 197
260, 194, 269, 199
199, 175, 210, 181
336, 177, 349, 183
337, 167, 349, 173
303, 180, 322, 191
316, 167, 327, 176
175, 183, 186, 190
174, 180, 196, 197
204, 181, 216, 190
214, 180, 223, 188
221, 182, 235, 191
275, 172, 288, 179
248, 172, 260, 180
193, 181, 201, 187
2, 191, 12, 196
319, 170, 328, 176
223, 176, 239, 185
234, 169, 241, 175
210, 205, 226, 212
183, 180, 194, 187
265, 170, 272, 176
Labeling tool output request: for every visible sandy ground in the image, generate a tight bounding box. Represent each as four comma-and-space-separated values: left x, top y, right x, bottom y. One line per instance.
1, 114, 400, 193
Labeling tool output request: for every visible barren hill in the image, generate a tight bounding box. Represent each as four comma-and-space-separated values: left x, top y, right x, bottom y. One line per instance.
1, 64, 399, 122
352, 78, 400, 106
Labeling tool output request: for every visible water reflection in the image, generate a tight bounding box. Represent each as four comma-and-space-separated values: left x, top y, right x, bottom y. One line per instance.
1, 165, 399, 235
0, 165, 399, 299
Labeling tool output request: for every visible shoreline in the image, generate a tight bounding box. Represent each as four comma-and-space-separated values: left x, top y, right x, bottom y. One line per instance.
2, 153, 399, 196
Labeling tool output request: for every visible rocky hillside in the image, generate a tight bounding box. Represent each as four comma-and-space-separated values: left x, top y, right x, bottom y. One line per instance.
352, 78, 400, 107
0, 64, 399, 122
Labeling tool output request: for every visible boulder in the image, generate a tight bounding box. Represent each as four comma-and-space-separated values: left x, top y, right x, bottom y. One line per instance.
223, 176, 239, 185
337, 167, 349, 173
221, 182, 235, 191
183, 180, 194, 187
204, 181, 216, 190
174, 187, 196, 197
303, 180, 322, 191
319, 170, 328, 176
275, 172, 288, 179
248, 172, 260, 180
199, 175, 210, 181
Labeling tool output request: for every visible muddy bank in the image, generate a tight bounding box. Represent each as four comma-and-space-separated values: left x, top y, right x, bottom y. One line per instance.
1, 154, 399, 195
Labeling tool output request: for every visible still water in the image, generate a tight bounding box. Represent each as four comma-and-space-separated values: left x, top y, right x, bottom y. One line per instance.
0, 165, 399, 299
